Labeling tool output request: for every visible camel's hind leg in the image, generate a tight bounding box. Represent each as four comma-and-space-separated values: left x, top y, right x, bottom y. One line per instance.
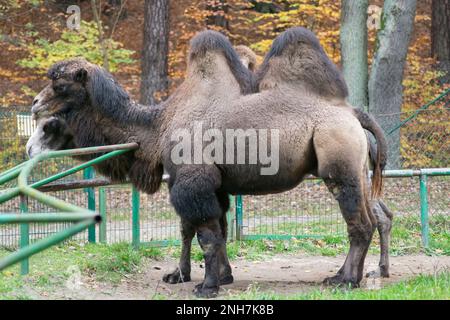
217, 191, 234, 285
314, 119, 376, 287
367, 200, 393, 278
322, 173, 376, 287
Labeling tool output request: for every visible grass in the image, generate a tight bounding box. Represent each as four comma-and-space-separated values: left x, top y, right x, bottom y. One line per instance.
390, 214, 449, 256
0, 242, 163, 300
229, 215, 450, 256
164, 214, 449, 262
154, 212, 449, 262
165, 235, 347, 262
226, 271, 450, 300
243, 205, 338, 218
106, 209, 177, 222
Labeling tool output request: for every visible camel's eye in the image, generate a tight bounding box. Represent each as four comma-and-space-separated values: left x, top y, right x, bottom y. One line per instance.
53, 85, 67, 95
43, 120, 60, 134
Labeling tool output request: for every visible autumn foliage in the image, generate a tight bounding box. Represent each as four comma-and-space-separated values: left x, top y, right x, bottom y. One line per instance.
0, 0, 448, 168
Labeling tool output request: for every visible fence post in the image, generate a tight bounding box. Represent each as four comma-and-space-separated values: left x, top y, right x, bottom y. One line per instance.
19, 194, 29, 275
227, 195, 235, 242
98, 187, 107, 243
419, 174, 430, 248
131, 186, 140, 249
235, 195, 243, 240
83, 167, 96, 243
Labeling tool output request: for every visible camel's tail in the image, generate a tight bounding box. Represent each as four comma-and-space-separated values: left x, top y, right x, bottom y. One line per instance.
352, 108, 387, 198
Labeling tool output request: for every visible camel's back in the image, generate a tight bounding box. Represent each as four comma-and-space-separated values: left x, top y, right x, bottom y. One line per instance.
213, 87, 358, 131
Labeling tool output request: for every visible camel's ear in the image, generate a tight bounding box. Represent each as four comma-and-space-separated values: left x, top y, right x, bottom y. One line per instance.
74, 68, 88, 84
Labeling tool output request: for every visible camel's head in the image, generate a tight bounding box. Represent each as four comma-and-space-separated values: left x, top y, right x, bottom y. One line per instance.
235, 45, 257, 72
33, 57, 131, 124
26, 116, 75, 158
31, 58, 91, 118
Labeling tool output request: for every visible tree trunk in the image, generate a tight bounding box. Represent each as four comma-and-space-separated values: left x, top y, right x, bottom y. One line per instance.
206, 0, 229, 30
91, 0, 110, 71
340, 0, 369, 110
140, 0, 170, 105
432, 0, 450, 84
368, 0, 417, 169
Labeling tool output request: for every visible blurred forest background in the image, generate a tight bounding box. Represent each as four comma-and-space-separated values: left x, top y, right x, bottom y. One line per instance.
0, 0, 449, 169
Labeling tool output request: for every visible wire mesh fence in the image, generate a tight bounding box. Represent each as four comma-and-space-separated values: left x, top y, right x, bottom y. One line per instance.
2, 174, 447, 249
241, 179, 345, 239
0, 90, 449, 249
377, 89, 450, 169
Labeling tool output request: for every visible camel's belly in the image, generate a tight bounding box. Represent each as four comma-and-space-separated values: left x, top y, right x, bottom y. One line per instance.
218, 146, 317, 195
221, 171, 307, 195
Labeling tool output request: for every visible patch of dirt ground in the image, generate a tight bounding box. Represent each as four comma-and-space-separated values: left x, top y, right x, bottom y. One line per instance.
23, 254, 450, 300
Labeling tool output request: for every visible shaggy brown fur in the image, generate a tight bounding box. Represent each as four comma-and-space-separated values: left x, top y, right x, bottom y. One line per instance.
30, 30, 385, 297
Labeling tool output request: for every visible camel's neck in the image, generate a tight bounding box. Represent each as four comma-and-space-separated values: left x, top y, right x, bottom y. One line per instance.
66, 100, 163, 148
102, 97, 164, 127
65, 102, 164, 194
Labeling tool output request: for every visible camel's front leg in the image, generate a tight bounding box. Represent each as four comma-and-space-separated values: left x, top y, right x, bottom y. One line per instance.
163, 218, 195, 284
168, 165, 225, 298
163, 206, 233, 286
193, 220, 223, 298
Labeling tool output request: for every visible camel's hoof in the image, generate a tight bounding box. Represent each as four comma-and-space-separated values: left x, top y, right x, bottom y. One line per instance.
220, 274, 234, 285
323, 275, 359, 289
366, 267, 389, 279
162, 268, 191, 284
379, 265, 390, 278
365, 270, 379, 278
193, 283, 219, 298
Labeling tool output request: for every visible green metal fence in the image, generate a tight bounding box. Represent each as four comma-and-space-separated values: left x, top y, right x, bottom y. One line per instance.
2, 165, 448, 255
0, 144, 140, 273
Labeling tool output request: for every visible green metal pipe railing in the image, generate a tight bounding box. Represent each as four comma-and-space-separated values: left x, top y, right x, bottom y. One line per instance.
0, 219, 96, 271
0, 162, 28, 178
0, 143, 138, 203
419, 175, 430, 248
99, 187, 107, 244
132, 186, 140, 249
386, 88, 449, 136
0, 163, 27, 185
0, 142, 139, 274
0, 213, 102, 223
84, 167, 96, 243
19, 195, 29, 274
235, 195, 243, 241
